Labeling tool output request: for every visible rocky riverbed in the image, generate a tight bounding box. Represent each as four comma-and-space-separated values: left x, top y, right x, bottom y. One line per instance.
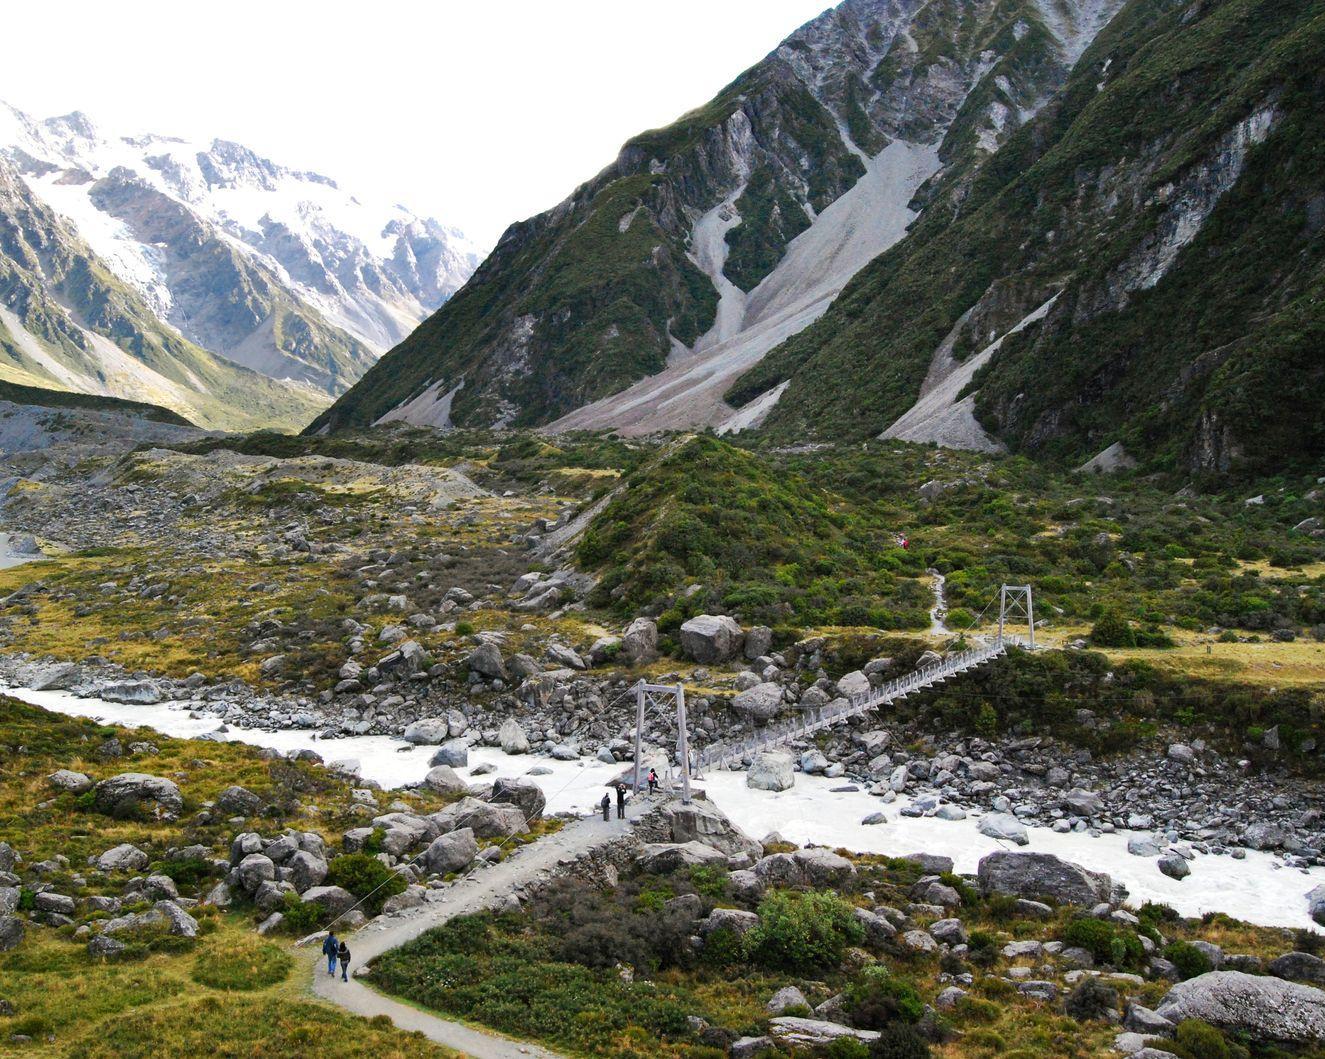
9, 664, 1325, 932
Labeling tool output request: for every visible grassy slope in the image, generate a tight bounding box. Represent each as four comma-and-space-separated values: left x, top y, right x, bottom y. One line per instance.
732, 0, 1325, 474
0, 379, 194, 426
0, 695, 456, 1056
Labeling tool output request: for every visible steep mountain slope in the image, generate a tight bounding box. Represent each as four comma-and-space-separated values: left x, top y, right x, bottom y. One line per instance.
730, 0, 1325, 476
312, 0, 1119, 435
0, 102, 482, 395
0, 159, 326, 432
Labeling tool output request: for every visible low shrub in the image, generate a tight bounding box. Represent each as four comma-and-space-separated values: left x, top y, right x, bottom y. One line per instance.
869, 1024, 931, 1059
844, 965, 924, 1028
1164, 940, 1214, 980
744, 890, 865, 972
1151, 1018, 1245, 1059
1062, 917, 1143, 968
325, 853, 405, 915
280, 892, 324, 934
1063, 976, 1119, 1021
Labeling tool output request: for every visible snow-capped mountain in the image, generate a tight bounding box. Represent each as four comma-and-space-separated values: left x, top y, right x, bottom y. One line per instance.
0, 101, 483, 395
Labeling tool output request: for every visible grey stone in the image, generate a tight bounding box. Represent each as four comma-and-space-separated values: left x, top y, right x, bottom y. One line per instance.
429, 739, 470, 768
977, 813, 1029, 845
96, 843, 149, 872
423, 828, 478, 875
767, 985, 810, 1014
977, 851, 1113, 906
747, 752, 794, 792
489, 776, 546, 824
679, 614, 745, 664
731, 682, 783, 723
47, 769, 93, 793
91, 773, 183, 819
403, 718, 451, 745
1155, 971, 1325, 1045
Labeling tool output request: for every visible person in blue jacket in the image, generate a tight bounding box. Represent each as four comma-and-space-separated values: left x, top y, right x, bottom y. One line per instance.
322, 930, 339, 975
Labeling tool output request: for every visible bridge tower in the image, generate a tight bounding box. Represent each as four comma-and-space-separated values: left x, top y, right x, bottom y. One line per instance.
997, 584, 1035, 647
631, 681, 693, 804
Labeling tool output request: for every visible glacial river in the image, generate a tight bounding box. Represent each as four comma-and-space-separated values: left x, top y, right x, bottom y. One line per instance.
8, 684, 1321, 931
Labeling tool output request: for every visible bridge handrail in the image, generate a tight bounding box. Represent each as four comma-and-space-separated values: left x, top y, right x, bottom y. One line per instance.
697, 633, 1023, 768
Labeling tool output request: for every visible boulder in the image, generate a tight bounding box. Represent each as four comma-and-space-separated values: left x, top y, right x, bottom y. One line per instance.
498, 718, 530, 754
1063, 789, 1103, 816
620, 617, 659, 664
34, 892, 75, 915
768, 986, 810, 1014
467, 642, 506, 679
87, 934, 126, 958
747, 752, 794, 792
699, 907, 760, 936
636, 842, 728, 873
769, 1017, 880, 1046
1155, 971, 1325, 1045
299, 885, 358, 920
423, 829, 479, 875
977, 852, 1113, 906
1269, 952, 1325, 986
835, 671, 871, 698
1307, 885, 1325, 927
1127, 837, 1162, 857
102, 900, 198, 939
793, 847, 855, 886
96, 843, 149, 872
378, 639, 426, 677
0, 914, 23, 952
403, 718, 451, 745
429, 739, 470, 768
47, 769, 93, 794
92, 773, 183, 820
435, 797, 527, 838
236, 853, 277, 892
744, 625, 773, 660
98, 679, 162, 704
656, 800, 761, 858
1158, 855, 1190, 881
423, 765, 468, 794
489, 777, 546, 824
731, 682, 783, 723
977, 813, 1029, 845
679, 615, 745, 664
753, 852, 805, 887
214, 785, 261, 816
286, 850, 328, 893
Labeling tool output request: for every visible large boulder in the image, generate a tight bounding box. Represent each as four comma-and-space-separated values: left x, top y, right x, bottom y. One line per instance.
636, 842, 728, 873
423, 765, 468, 794
977, 813, 1029, 845
620, 617, 659, 665
747, 752, 794, 792
656, 800, 762, 858
679, 615, 745, 664
92, 773, 183, 820
731, 682, 783, 723
489, 777, 546, 824
793, 847, 856, 886
378, 639, 427, 678
1307, 885, 1325, 927
429, 739, 470, 768
236, 853, 277, 892
1269, 952, 1325, 986
434, 797, 527, 838
102, 900, 199, 939
98, 680, 162, 704
286, 850, 328, 893
467, 642, 506, 680
498, 718, 530, 754
769, 1018, 880, 1046
977, 852, 1113, 907
299, 885, 357, 920
423, 829, 479, 875
1155, 971, 1325, 1045
96, 843, 149, 872
403, 718, 451, 745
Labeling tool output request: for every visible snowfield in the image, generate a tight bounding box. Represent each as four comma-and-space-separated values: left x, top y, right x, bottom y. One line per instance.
11, 684, 1323, 931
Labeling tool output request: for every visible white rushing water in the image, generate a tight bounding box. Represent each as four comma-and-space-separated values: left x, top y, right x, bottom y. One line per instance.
10, 684, 1321, 931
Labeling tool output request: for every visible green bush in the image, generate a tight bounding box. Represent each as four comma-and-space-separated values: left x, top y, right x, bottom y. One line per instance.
868, 1024, 932, 1059
1062, 918, 1143, 969
1151, 1019, 1244, 1059
844, 965, 924, 1028
1090, 611, 1137, 647
280, 892, 324, 934
744, 890, 865, 972
325, 853, 405, 915
1164, 940, 1214, 980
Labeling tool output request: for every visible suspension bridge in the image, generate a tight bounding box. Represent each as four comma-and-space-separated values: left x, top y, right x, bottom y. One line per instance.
633, 584, 1035, 802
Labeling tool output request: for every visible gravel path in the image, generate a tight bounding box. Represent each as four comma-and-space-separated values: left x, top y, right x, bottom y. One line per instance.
310, 798, 654, 1058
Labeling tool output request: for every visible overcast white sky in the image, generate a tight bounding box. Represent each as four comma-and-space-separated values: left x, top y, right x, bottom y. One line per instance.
1, 1, 831, 247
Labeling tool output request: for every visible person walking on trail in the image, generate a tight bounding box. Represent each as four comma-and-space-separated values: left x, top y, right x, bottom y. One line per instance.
647, 768, 659, 795
337, 939, 351, 982
615, 782, 627, 820
322, 930, 339, 976
600, 791, 611, 821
